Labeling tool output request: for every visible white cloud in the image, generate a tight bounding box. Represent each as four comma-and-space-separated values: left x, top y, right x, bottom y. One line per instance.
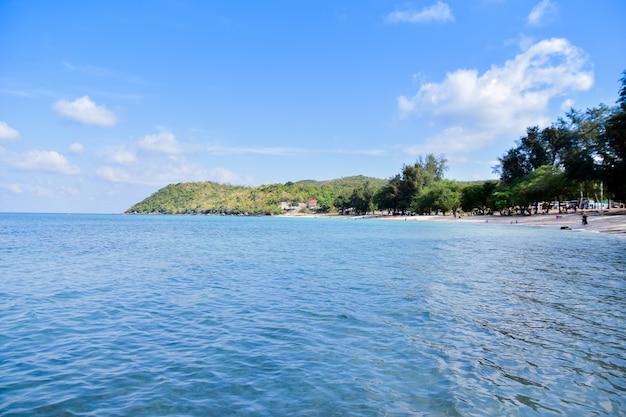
0, 182, 23, 194
96, 166, 132, 183
206, 144, 303, 156
560, 98, 575, 111
398, 38, 593, 155
0, 181, 80, 197
96, 156, 241, 187
505, 33, 536, 52
205, 144, 384, 157
68, 143, 84, 155
52, 95, 117, 126
335, 148, 385, 156
384, 1, 454, 24
0, 121, 20, 141
209, 167, 253, 184
405, 127, 492, 156
66, 187, 80, 196
98, 146, 137, 164
528, 0, 557, 26
397, 96, 415, 114
9, 150, 80, 175
138, 131, 183, 155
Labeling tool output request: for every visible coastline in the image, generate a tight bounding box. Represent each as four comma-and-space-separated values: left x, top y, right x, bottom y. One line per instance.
401, 211, 625, 235
284, 210, 626, 236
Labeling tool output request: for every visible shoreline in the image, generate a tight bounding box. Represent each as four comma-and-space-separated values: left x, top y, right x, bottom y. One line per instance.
284, 210, 626, 236
390, 211, 626, 235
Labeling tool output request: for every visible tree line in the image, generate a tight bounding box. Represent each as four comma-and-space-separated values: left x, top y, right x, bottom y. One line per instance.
128, 71, 625, 216
374, 70, 624, 216
332, 71, 626, 216
491, 70, 625, 214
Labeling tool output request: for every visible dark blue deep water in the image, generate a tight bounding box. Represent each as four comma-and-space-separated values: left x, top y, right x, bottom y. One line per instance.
1, 213, 625, 416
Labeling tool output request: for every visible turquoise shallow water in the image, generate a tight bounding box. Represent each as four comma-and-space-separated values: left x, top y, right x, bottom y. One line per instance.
1, 213, 625, 416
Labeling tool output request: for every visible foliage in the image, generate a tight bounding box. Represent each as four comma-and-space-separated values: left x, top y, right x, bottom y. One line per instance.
605, 70, 626, 199
460, 181, 497, 214
374, 154, 448, 214
508, 165, 575, 212
411, 180, 461, 215
349, 181, 376, 215
126, 176, 386, 215
494, 70, 626, 201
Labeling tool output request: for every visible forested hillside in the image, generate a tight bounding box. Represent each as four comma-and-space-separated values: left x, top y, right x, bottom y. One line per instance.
126, 176, 387, 215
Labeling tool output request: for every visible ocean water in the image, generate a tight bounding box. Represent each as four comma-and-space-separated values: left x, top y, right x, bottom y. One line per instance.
1, 213, 624, 417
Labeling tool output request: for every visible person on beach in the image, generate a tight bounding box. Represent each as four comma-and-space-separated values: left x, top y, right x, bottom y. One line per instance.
582, 213, 588, 225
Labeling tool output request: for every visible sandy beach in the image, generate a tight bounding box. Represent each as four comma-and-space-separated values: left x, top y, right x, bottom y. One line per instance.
384, 210, 626, 235
281, 208, 626, 235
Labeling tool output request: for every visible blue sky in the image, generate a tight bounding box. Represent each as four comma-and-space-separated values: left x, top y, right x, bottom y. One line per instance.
1, 1, 624, 213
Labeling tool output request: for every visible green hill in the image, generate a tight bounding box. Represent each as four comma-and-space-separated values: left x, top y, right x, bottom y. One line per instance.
126, 176, 387, 215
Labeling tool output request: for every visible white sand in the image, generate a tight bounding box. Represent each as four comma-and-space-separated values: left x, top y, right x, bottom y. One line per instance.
281, 209, 626, 235
391, 210, 626, 235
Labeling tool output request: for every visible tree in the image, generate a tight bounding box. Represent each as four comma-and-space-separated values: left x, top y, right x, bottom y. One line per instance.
376, 154, 449, 215
460, 181, 497, 214
494, 76, 624, 204
349, 181, 375, 215
495, 146, 532, 184
539, 125, 567, 166
411, 180, 461, 216
606, 111, 626, 200
398, 163, 423, 213
430, 180, 461, 215
515, 165, 574, 212
375, 175, 401, 214
618, 70, 626, 106
605, 71, 626, 200
520, 126, 550, 169
555, 105, 617, 202
422, 153, 447, 187
411, 188, 435, 215
491, 188, 513, 216
333, 194, 350, 215
495, 126, 562, 184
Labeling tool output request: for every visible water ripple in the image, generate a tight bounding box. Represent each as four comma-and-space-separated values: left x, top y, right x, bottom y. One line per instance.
0, 214, 624, 416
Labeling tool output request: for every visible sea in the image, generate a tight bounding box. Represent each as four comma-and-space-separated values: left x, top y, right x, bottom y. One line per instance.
1, 213, 625, 417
